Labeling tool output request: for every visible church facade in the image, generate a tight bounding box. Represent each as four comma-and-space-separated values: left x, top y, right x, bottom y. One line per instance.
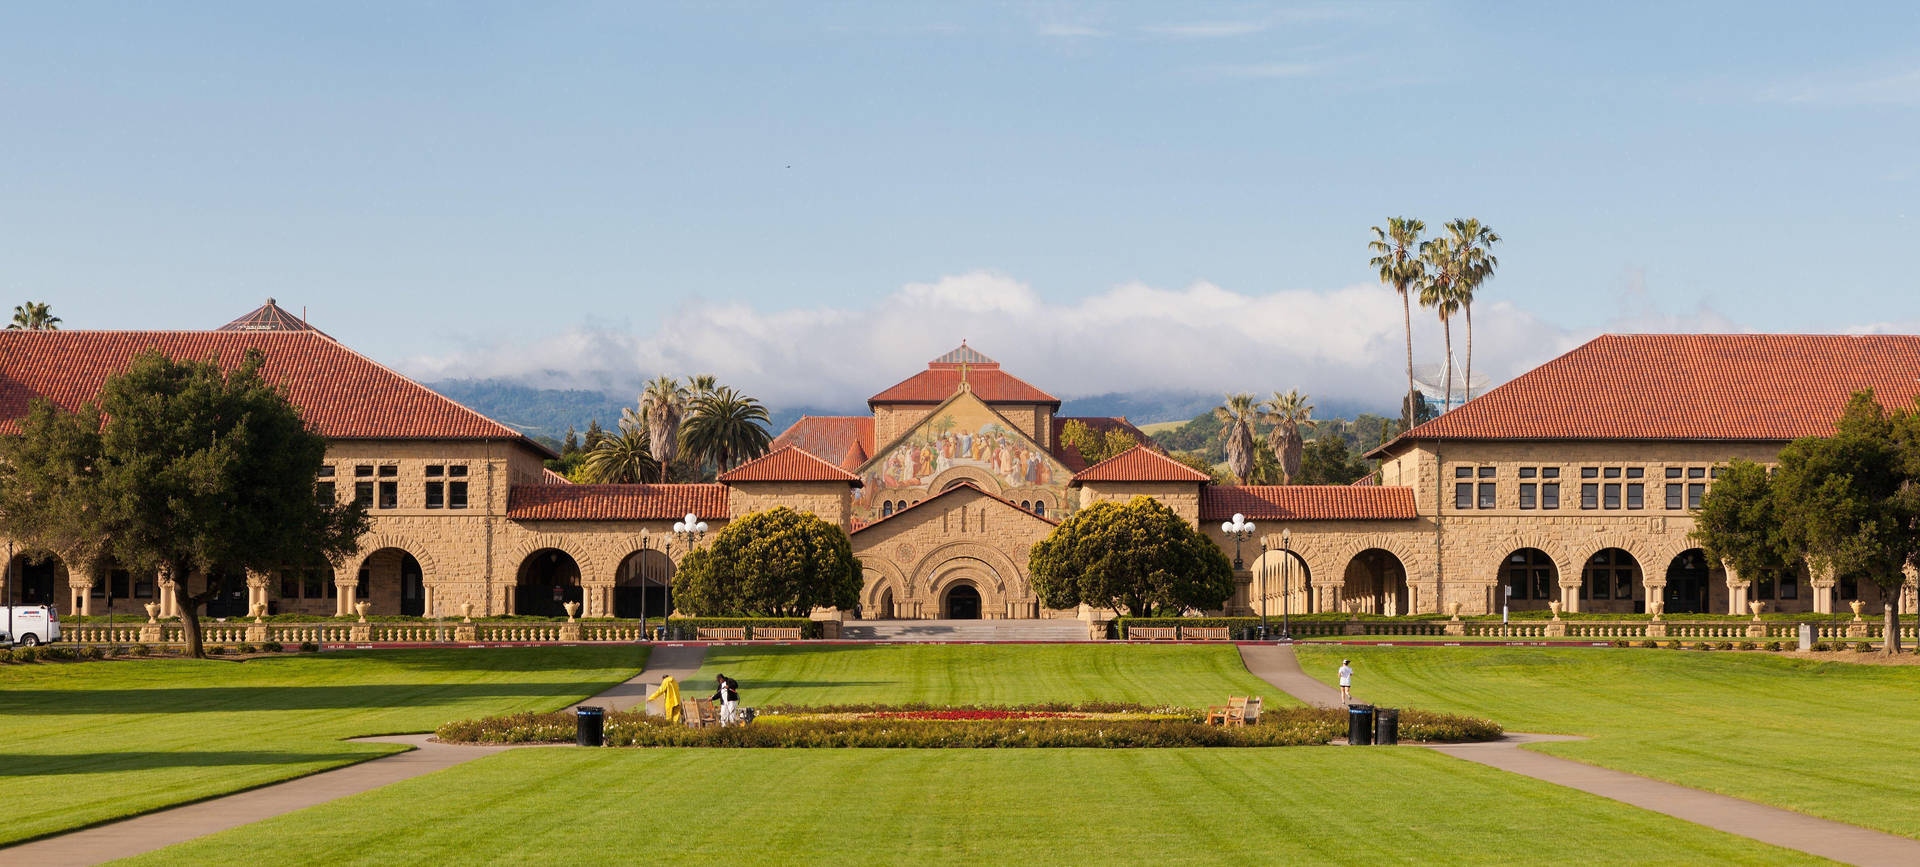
3, 301, 1916, 622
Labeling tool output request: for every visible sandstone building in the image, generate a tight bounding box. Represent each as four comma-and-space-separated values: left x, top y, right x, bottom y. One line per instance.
2, 301, 1915, 621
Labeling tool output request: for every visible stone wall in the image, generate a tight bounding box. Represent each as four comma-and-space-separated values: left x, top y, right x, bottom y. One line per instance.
850, 487, 1054, 619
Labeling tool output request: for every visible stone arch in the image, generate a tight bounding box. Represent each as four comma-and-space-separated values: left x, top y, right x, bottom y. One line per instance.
927, 558, 999, 619
1491, 534, 1574, 587
1248, 548, 1311, 619
350, 533, 440, 577
928, 465, 1003, 496
1323, 533, 1428, 582
1577, 547, 1646, 614
908, 541, 1025, 596
501, 534, 590, 579
910, 540, 1030, 619
614, 548, 676, 619
1341, 548, 1411, 616
860, 559, 910, 614
513, 546, 584, 617
1496, 547, 1560, 613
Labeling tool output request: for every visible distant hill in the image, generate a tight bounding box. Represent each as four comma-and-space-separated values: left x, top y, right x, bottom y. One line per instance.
1060, 391, 1387, 426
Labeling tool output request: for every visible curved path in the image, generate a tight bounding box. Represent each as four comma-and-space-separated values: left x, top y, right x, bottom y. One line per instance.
5, 645, 709, 867
1240, 644, 1920, 867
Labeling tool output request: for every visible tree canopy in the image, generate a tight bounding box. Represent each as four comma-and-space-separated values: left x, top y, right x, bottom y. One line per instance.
0, 350, 367, 657
671, 506, 862, 618
1028, 496, 1235, 617
1059, 419, 1137, 465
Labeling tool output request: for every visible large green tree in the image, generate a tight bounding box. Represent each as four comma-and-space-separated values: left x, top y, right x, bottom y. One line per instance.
630, 374, 687, 483
671, 506, 861, 617
681, 385, 772, 473
1694, 391, 1919, 655
1028, 496, 1234, 617
1296, 435, 1374, 485
0, 350, 367, 657
577, 425, 659, 483
1059, 419, 1137, 465
1261, 389, 1316, 485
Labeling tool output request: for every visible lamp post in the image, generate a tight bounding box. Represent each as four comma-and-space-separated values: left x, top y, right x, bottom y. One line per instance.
1279, 528, 1292, 642
669, 514, 707, 640
1221, 513, 1257, 637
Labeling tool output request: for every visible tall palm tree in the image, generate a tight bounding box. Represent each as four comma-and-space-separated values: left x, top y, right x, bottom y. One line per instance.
1442, 218, 1500, 402
1368, 218, 1425, 428
687, 374, 718, 398
681, 386, 772, 473
578, 426, 659, 483
1214, 393, 1260, 485
1262, 390, 1317, 485
7, 302, 60, 330
1418, 236, 1463, 409
632, 375, 688, 483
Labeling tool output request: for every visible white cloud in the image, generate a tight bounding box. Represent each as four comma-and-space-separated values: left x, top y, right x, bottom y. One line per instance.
1141, 20, 1268, 38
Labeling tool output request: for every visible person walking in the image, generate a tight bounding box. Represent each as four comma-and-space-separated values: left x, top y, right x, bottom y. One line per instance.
712, 674, 740, 726
647, 674, 683, 724
1337, 659, 1354, 701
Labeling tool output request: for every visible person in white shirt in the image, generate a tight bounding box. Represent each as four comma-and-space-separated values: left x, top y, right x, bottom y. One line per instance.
1337, 660, 1354, 701
712, 674, 740, 726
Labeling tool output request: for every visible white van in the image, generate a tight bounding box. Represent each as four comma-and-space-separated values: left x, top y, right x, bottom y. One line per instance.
2, 605, 61, 646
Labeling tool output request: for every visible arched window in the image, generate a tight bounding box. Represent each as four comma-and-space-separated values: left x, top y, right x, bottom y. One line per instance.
1504, 548, 1555, 600
1034, 501, 1045, 518
881, 502, 894, 517
1021, 500, 1032, 511
1583, 549, 1640, 602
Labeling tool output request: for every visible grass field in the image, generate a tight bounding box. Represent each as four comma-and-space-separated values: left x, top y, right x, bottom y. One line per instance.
1296, 646, 1920, 839
0, 646, 644, 845
122, 747, 1821, 866
688, 644, 1291, 709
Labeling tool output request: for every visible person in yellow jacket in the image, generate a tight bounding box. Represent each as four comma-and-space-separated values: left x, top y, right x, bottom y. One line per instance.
646, 674, 682, 723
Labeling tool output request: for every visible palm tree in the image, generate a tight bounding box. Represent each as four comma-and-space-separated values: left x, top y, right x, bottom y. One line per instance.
1368, 218, 1425, 428
1442, 218, 1500, 402
631, 375, 688, 483
7, 302, 60, 331
578, 426, 659, 483
687, 374, 718, 398
1262, 390, 1317, 485
1418, 236, 1463, 409
1214, 393, 1260, 485
681, 386, 772, 473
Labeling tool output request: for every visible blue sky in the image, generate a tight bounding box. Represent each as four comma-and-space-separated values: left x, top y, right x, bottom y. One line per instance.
3, 2, 1917, 410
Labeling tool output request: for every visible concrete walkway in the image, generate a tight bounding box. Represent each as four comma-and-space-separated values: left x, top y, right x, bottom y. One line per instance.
6, 645, 709, 866
567, 643, 708, 714
1239, 644, 1920, 867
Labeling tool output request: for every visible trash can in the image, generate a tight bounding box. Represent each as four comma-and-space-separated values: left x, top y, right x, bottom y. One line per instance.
575, 705, 605, 747
1374, 707, 1400, 746
1346, 703, 1374, 746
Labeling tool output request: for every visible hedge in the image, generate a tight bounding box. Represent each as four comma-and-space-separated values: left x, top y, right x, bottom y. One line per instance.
666, 617, 820, 640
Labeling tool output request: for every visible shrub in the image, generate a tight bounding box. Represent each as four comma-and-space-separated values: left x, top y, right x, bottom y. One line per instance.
77, 645, 103, 660
236, 643, 256, 654
761, 701, 1166, 715
1735, 641, 1754, 651
1854, 641, 1873, 653
262, 640, 284, 653
1638, 639, 1658, 649
1691, 642, 1710, 651
41, 646, 74, 661
207, 645, 228, 655
1765, 641, 1783, 652
667, 617, 822, 640
12, 647, 38, 663
1611, 639, 1630, 648
299, 641, 319, 653
131, 643, 151, 656
1663, 640, 1681, 650
1714, 641, 1734, 651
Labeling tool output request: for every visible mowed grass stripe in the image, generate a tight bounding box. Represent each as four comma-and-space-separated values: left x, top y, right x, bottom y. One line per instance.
122, 748, 1823, 866
0, 646, 645, 846
687, 644, 1290, 709
1296, 646, 1920, 839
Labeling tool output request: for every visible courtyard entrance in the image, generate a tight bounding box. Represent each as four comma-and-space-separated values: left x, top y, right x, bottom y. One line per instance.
944, 583, 982, 619
1664, 549, 1712, 614
614, 549, 673, 619
515, 548, 582, 618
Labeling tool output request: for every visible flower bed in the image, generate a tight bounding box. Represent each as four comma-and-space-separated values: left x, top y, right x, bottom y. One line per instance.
435, 704, 1501, 748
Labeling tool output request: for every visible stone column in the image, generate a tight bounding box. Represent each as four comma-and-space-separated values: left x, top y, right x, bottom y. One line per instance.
158, 577, 178, 618
246, 570, 272, 616
1722, 562, 1748, 616
1228, 567, 1253, 616
1808, 561, 1836, 615
1559, 580, 1582, 614
1312, 580, 1344, 613
1642, 579, 1666, 616
335, 574, 357, 617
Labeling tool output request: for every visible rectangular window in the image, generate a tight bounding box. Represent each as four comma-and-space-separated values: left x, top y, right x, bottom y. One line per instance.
315, 481, 335, 506
1687, 483, 1705, 509
1603, 467, 1622, 479
280, 572, 299, 599
377, 465, 397, 478
1455, 466, 1472, 478
1666, 484, 1683, 510
355, 465, 373, 478
1581, 483, 1599, 510
1711, 467, 1726, 479
448, 465, 468, 477
1477, 466, 1495, 478
1591, 570, 1611, 599
134, 575, 155, 599
304, 570, 326, 599
425, 481, 444, 509
1626, 483, 1644, 510
1542, 483, 1560, 509
1687, 467, 1706, 479
1478, 482, 1495, 509
354, 481, 374, 507
378, 481, 397, 509
1603, 483, 1621, 509
425, 464, 445, 477
90, 582, 105, 598
317, 465, 335, 478
1542, 467, 1560, 479
1581, 467, 1598, 479
1755, 571, 1776, 601
1519, 483, 1537, 509
1780, 570, 1799, 599
1519, 467, 1537, 479
1666, 467, 1683, 479
1626, 467, 1644, 479
110, 570, 130, 599
449, 481, 469, 509
1456, 483, 1473, 509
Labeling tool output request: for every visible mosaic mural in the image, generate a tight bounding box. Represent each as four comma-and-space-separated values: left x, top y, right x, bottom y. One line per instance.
854, 392, 1070, 525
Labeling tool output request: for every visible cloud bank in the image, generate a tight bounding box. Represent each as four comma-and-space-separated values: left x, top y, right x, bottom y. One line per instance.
399, 271, 1733, 413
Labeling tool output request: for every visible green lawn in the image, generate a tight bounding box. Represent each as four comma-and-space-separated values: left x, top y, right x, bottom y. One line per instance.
123, 747, 1821, 866
0, 646, 644, 845
688, 643, 1291, 709
1296, 646, 1920, 839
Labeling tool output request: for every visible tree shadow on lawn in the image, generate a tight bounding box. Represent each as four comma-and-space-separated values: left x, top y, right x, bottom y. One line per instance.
0, 682, 618, 715
291, 646, 648, 673
0, 750, 369, 777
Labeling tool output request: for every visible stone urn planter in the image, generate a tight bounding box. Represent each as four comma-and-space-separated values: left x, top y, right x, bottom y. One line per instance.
1749, 600, 1767, 619
355, 601, 371, 623
1648, 600, 1665, 621
251, 602, 267, 623
1850, 600, 1864, 622
461, 601, 474, 624
1447, 601, 1462, 622
564, 601, 581, 623
1548, 600, 1563, 621
144, 602, 160, 624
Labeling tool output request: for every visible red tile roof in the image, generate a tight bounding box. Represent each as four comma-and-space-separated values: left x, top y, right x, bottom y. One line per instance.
716, 445, 863, 484
1374, 334, 1920, 455
771, 416, 875, 466
850, 480, 1057, 535
1071, 445, 1212, 483
0, 330, 548, 453
507, 483, 729, 521
869, 347, 1058, 405
1200, 486, 1417, 521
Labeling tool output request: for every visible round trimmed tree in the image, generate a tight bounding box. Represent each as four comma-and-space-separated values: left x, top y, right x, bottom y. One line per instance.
1028, 495, 1234, 617
672, 506, 862, 617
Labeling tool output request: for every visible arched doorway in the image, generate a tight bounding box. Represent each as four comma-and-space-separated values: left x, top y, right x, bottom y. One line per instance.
944, 583, 982, 620
1500, 548, 1556, 612
1582, 548, 1643, 614
1251, 550, 1311, 618
6, 551, 64, 608
1664, 549, 1713, 614
1344, 549, 1409, 615
356, 548, 426, 617
876, 586, 895, 619
202, 567, 250, 618
516, 548, 582, 617
615, 549, 674, 620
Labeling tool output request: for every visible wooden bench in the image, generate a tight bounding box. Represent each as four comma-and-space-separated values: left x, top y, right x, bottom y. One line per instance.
680, 698, 720, 728
752, 626, 804, 641
1242, 696, 1263, 725
1184, 626, 1231, 641
1128, 626, 1179, 641
696, 627, 747, 641
1207, 696, 1249, 727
